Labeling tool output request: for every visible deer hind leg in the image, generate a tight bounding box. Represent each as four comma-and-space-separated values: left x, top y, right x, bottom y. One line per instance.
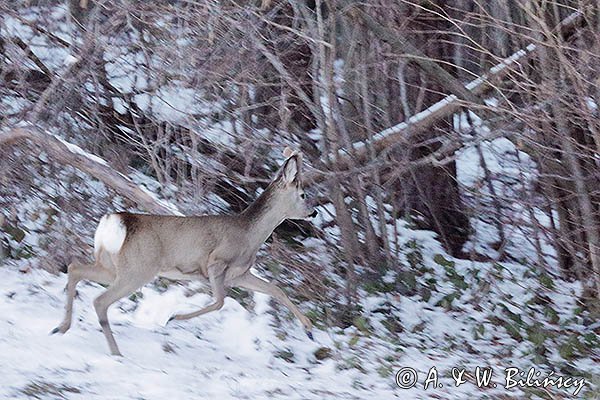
92, 274, 152, 357
231, 272, 314, 340
52, 260, 115, 335
169, 264, 225, 322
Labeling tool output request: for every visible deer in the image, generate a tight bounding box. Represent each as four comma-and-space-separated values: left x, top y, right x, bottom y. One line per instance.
52, 148, 318, 356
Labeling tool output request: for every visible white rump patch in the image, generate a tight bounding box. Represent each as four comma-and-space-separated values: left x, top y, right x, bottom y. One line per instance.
94, 214, 127, 255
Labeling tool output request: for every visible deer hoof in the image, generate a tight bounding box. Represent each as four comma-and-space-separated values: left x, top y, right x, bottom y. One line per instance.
305, 330, 314, 341
50, 324, 69, 335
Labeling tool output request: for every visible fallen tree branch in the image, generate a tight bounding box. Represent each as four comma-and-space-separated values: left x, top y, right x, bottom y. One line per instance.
1, 127, 181, 215
326, 10, 584, 173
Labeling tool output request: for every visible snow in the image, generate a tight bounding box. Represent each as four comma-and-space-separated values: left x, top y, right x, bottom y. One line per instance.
63, 55, 78, 66
455, 137, 524, 188
133, 86, 204, 124
489, 44, 536, 75
3, 8, 72, 72
130, 86, 233, 146
137, 185, 184, 216
129, 172, 184, 216
347, 95, 458, 153
52, 135, 109, 166
0, 265, 398, 399
104, 50, 149, 94
1, 97, 30, 116
585, 97, 597, 111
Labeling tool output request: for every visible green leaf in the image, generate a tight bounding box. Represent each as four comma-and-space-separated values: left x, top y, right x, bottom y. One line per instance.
433, 254, 455, 268
539, 273, 555, 289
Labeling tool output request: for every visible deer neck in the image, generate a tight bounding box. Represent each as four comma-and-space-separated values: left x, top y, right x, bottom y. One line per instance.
240, 188, 286, 250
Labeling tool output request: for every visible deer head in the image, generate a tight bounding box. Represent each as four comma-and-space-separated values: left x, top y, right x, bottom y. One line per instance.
270, 148, 317, 220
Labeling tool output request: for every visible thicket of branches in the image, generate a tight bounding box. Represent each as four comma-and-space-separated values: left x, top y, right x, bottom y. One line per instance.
1, 0, 599, 317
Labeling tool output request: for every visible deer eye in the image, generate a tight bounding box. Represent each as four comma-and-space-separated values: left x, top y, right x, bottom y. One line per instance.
300, 193, 306, 199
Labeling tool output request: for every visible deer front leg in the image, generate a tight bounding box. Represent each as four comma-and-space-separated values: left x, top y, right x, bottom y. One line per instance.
231, 271, 314, 340
168, 263, 226, 322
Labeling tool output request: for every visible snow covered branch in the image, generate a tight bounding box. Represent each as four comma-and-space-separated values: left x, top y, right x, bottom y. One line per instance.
340, 11, 583, 159
1, 127, 181, 216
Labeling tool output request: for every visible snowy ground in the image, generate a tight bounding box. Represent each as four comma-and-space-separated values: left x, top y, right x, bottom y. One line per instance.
2, 238, 596, 399
1, 264, 397, 399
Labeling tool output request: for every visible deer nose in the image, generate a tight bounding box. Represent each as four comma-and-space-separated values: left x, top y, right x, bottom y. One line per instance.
309, 209, 318, 218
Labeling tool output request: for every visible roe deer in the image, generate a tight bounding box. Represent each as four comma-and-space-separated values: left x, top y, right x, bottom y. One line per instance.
52, 148, 318, 356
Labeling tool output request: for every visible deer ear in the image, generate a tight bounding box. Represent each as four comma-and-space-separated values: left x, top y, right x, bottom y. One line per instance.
281, 156, 299, 184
